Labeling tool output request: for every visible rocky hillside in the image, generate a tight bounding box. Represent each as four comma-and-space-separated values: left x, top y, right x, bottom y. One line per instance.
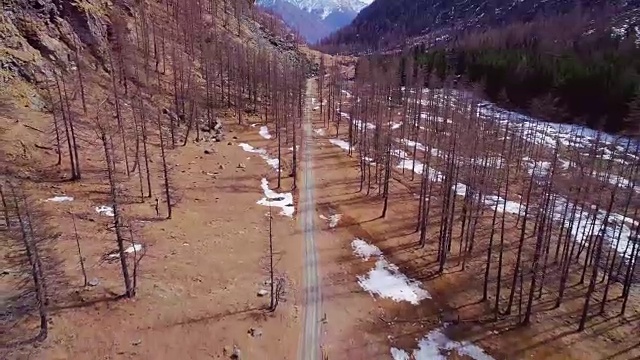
318, 0, 640, 53
0, 0, 311, 113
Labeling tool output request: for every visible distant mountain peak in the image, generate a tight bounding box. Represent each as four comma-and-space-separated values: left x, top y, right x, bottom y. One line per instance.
289, 0, 373, 18
258, 0, 373, 42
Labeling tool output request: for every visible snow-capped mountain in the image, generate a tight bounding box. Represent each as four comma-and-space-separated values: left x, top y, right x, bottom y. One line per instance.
287, 0, 372, 19
257, 0, 373, 43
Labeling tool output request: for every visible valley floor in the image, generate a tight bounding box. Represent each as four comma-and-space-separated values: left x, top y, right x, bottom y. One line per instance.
2, 76, 640, 360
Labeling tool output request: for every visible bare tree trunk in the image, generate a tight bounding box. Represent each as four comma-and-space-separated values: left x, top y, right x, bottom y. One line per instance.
10, 186, 48, 340
101, 133, 134, 298
157, 112, 173, 219
72, 214, 88, 287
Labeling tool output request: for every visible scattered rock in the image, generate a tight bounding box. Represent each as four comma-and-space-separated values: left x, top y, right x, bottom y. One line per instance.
227, 141, 234, 145
232, 136, 238, 140
223, 346, 231, 356
204, 149, 214, 155
219, 164, 225, 170
231, 345, 241, 359
237, 163, 246, 169
441, 311, 459, 323
201, 125, 211, 132
257, 289, 268, 297
132, 339, 142, 346
1, 269, 11, 275
87, 278, 100, 287
248, 327, 262, 337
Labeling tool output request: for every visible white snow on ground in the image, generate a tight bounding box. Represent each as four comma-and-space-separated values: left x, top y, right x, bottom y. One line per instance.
259, 126, 272, 139
482, 195, 526, 216
95, 205, 114, 217
522, 157, 551, 179
337, 110, 376, 130
417, 86, 638, 166
452, 183, 469, 197
250, 123, 259, 128
396, 159, 444, 182
313, 106, 320, 110
399, 138, 426, 152
393, 326, 495, 360
390, 348, 410, 360
469, 156, 504, 168
391, 123, 402, 130
451, 181, 639, 260
591, 171, 640, 194
396, 138, 501, 168
353, 118, 376, 130
107, 244, 143, 258
474, 99, 637, 163
397, 138, 443, 158
329, 138, 351, 151
558, 159, 574, 170
358, 259, 431, 304
311, 98, 316, 105
256, 178, 294, 217
319, 214, 342, 228
351, 238, 382, 260
549, 194, 639, 259
46, 195, 73, 202
351, 238, 430, 303
238, 143, 279, 170
314, 128, 325, 135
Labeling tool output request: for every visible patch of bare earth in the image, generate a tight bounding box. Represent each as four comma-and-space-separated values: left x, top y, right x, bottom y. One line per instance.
1, 109, 303, 359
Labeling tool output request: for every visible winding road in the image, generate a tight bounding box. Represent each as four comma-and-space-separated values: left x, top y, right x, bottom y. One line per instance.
299, 78, 322, 360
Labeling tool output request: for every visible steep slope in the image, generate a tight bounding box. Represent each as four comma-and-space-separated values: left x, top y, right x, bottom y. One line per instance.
319, 0, 640, 52
257, 0, 372, 43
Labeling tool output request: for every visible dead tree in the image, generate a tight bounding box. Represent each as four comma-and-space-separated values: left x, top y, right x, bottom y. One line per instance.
8, 183, 49, 340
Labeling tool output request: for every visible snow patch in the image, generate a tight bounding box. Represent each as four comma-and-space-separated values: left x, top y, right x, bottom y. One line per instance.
320, 214, 341, 228
390, 348, 410, 360
329, 138, 351, 151
396, 159, 443, 182
46, 195, 73, 202
259, 126, 272, 139
522, 157, 551, 179
358, 259, 431, 304
95, 205, 114, 217
482, 195, 525, 215
351, 238, 382, 260
314, 128, 325, 135
257, 178, 294, 217
107, 243, 143, 258
238, 143, 279, 169
398, 326, 494, 360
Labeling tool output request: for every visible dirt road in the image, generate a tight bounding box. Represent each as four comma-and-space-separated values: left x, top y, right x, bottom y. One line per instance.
299, 78, 323, 360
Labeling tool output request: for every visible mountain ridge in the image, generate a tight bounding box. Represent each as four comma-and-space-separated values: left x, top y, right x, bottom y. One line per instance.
257, 0, 372, 43
319, 0, 640, 53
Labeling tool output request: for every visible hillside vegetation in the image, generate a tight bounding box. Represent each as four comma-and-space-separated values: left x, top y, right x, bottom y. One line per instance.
0, 0, 312, 357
